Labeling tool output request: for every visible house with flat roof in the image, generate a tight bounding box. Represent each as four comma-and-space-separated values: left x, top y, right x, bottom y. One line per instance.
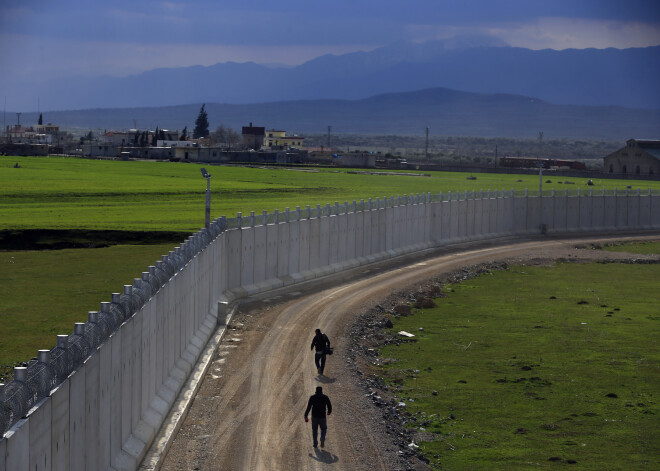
264, 129, 305, 150
242, 122, 266, 150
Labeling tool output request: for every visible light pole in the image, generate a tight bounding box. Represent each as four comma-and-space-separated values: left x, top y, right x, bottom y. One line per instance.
201, 168, 211, 228
537, 131, 544, 197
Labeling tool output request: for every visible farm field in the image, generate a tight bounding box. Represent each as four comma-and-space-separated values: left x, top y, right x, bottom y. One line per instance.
0, 243, 176, 381
378, 261, 660, 470
2, 155, 659, 232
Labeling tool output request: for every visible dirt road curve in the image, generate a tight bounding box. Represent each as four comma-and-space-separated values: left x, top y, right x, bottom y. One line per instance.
158, 235, 658, 471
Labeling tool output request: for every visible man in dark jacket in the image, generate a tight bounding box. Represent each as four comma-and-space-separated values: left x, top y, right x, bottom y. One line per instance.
310, 328, 331, 375
304, 386, 332, 448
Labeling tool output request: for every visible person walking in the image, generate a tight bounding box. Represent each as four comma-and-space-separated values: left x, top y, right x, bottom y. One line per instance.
304, 386, 332, 448
310, 328, 331, 375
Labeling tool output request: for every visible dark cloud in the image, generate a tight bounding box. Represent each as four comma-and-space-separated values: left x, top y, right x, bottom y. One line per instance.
2, 0, 658, 46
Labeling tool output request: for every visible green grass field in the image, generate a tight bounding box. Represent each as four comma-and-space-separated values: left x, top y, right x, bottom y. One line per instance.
601, 241, 660, 255
2, 155, 659, 231
379, 262, 660, 470
0, 244, 176, 380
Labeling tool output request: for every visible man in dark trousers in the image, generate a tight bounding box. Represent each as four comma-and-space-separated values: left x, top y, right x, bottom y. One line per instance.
310, 328, 331, 375
304, 386, 332, 448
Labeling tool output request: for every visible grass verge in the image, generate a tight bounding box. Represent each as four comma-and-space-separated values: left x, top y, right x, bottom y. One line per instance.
600, 241, 660, 255
378, 262, 660, 469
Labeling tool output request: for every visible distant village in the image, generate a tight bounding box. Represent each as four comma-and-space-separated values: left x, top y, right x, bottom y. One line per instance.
1, 116, 377, 168
2, 115, 659, 177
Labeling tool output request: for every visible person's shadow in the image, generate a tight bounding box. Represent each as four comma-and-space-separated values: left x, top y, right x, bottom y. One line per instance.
316, 374, 337, 384
309, 447, 339, 464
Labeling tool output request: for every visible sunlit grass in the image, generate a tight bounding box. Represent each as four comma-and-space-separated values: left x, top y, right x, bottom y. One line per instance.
379, 262, 660, 470
2, 155, 658, 231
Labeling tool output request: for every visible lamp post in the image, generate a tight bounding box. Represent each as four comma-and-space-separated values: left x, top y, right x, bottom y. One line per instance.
200, 168, 211, 228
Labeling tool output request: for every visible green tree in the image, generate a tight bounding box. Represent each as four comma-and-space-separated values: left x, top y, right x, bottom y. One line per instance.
180, 126, 188, 141
193, 104, 209, 139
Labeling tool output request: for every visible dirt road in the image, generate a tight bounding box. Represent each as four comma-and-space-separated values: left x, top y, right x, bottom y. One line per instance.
157, 235, 658, 471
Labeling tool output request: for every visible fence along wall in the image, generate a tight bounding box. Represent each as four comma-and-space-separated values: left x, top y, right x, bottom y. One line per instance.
1, 189, 659, 470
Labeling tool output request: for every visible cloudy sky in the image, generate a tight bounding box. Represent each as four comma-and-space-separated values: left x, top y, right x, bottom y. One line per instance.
1, 0, 659, 81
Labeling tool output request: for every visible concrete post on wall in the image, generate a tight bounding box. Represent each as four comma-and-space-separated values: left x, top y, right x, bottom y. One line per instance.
474, 191, 484, 239
252, 223, 267, 289
354, 202, 366, 262
526, 193, 541, 234
389, 199, 400, 253
565, 192, 580, 231
616, 189, 628, 228
225, 227, 242, 291
430, 195, 443, 244
287, 215, 301, 280
319, 213, 331, 272
603, 190, 617, 230
328, 207, 340, 268
540, 190, 554, 232
369, 202, 382, 261
466, 194, 475, 239
240, 222, 255, 288
344, 209, 356, 261
652, 193, 660, 229
296, 213, 310, 277
383, 201, 394, 255
84, 349, 100, 471
266, 217, 279, 281
27, 395, 51, 471
362, 203, 374, 261
591, 189, 605, 230
512, 191, 526, 234
4, 418, 29, 471
308, 207, 321, 273
627, 190, 641, 228
639, 191, 651, 228
579, 189, 593, 231
68, 364, 86, 469
447, 193, 458, 242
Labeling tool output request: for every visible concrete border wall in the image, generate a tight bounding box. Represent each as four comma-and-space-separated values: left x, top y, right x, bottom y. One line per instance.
1, 190, 659, 471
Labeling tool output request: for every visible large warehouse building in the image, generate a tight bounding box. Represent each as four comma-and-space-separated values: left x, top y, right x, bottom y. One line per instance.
604, 139, 660, 176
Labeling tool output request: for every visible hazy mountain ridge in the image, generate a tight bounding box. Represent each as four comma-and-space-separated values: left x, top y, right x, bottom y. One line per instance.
17, 87, 660, 140
3, 41, 659, 112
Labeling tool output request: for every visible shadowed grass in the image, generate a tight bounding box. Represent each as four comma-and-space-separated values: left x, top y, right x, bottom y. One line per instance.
379, 262, 660, 470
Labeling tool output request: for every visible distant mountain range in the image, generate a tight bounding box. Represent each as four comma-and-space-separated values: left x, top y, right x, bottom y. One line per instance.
15, 87, 660, 140
3, 41, 659, 112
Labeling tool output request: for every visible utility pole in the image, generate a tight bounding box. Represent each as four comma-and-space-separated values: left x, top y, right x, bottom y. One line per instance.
327, 125, 331, 149
425, 126, 429, 160
16, 112, 21, 126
